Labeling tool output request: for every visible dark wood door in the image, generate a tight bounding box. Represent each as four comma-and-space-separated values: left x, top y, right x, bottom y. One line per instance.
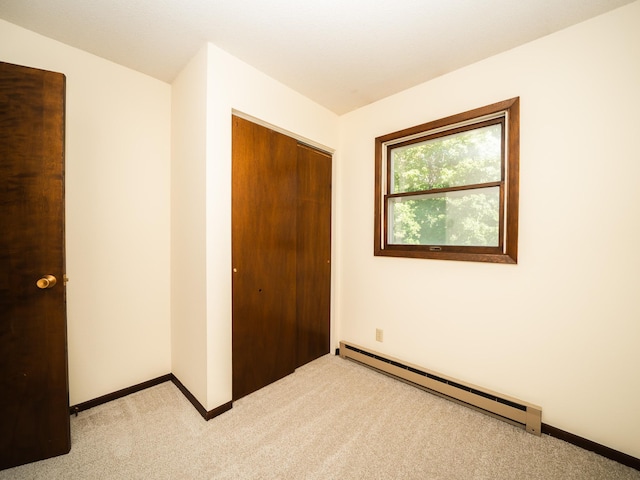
0, 62, 70, 470
232, 116, 298, 400
232, 117, 332, 400
296, 144, 331, 367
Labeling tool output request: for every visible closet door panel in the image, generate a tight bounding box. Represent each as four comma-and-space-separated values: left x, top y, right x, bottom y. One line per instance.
232, 116, 297, 400
296, 145, 332, 367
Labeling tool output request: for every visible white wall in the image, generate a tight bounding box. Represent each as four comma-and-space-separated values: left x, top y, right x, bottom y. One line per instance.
171, 46, 209, 405
336, 1, 640, 458
0, 20, 172, 405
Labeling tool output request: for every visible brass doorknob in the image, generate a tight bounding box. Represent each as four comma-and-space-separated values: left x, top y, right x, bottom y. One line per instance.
36, 275, 57, 289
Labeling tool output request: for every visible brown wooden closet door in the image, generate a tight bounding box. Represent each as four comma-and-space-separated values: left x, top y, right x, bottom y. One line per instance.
0, 62, 70, 470
232, 116, 298, 400
296, 145, 331, 367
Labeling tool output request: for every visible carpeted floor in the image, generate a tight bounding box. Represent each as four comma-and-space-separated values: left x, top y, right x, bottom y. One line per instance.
1, 354, 638, 479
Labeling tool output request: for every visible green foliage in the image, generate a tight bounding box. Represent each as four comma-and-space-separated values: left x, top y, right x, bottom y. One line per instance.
389, 124, 501, 246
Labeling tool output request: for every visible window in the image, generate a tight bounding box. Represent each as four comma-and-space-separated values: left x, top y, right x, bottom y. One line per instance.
374, 98, 519, 263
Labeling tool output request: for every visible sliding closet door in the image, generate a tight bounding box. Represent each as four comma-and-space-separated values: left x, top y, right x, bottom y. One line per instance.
296, 144, 331, 367
232, 116, 332, 400
232, 116, 298, 400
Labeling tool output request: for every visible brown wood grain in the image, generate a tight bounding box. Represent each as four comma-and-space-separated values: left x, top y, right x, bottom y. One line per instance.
0, 61, 70, 470
231, 117, 332, 400
296, 144, 331, 367
232, 116, 298, 400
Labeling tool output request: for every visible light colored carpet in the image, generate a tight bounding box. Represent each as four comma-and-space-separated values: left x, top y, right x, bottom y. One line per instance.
1, 354, 638, 479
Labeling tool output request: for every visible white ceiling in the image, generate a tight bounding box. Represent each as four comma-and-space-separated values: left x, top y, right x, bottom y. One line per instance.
0, 0, 633, 114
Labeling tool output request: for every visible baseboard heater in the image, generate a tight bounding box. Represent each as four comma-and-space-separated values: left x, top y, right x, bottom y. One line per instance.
339, 341, 542, 436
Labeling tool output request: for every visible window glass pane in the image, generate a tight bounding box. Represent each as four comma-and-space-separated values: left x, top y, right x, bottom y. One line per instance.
390, 124, 502, 194
388, 187, 500, 246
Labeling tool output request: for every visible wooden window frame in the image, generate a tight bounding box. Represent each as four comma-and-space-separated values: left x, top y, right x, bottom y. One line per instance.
374, 97, 520, 264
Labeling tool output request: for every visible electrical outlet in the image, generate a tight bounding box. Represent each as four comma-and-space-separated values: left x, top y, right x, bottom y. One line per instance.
376, 328, 383, 342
